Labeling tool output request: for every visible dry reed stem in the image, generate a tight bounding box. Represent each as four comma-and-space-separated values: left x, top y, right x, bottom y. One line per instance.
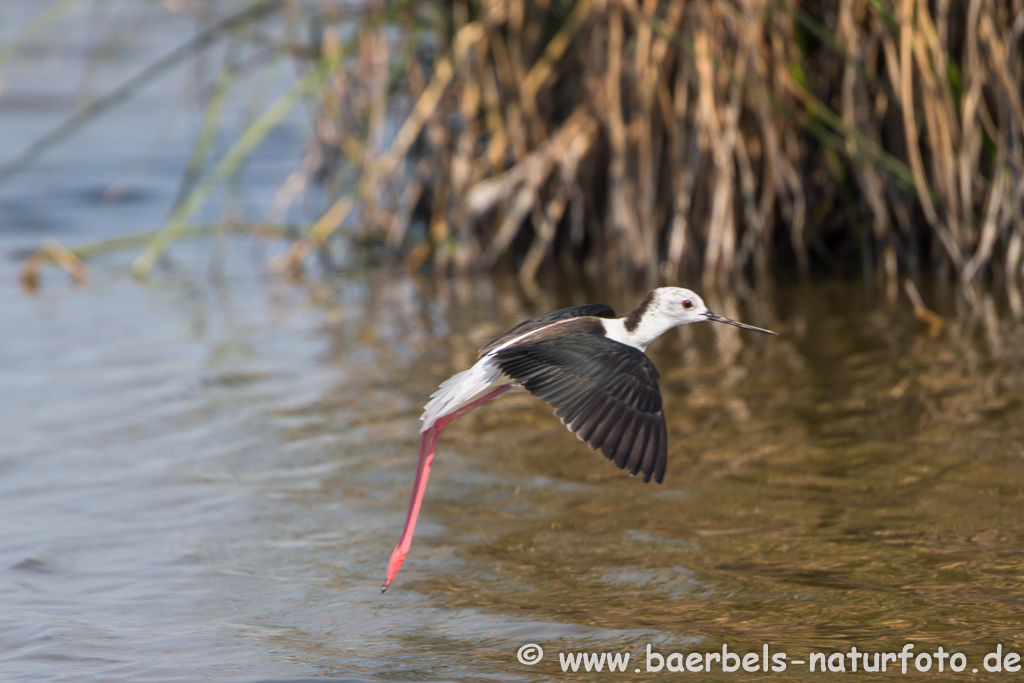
13, 0, 1024, 291
259, 0, 1024, 292
19, 239, 87, 291
903, 277, 945, 337
270, 25, 473, 273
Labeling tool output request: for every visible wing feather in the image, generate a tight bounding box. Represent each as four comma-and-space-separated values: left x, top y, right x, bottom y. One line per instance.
574, 395, 614, 443
493, 333, 667, 483
580, 396, 618, 449
646, 420, 667, 483
613, 417, 642, 470
625, 420, 651, 475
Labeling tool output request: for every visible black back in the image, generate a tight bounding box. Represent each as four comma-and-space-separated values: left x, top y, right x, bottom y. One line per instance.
477, 304, 616, 358
493, 332, 667, 483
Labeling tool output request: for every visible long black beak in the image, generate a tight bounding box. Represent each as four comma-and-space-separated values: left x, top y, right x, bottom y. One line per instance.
703, 311, 778, 335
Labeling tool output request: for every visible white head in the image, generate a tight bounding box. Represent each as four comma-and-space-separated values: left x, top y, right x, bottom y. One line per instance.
617, 287, 776, 350
641, 287, 710, 326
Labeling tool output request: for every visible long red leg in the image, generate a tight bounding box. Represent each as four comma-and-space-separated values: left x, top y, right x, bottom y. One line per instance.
381, 384, 511, 592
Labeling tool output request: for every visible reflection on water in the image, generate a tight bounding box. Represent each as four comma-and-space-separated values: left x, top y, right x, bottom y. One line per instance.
2, 256, 1024, 682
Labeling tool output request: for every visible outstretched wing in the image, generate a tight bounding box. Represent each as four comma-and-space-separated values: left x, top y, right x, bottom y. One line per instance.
478, 304, 616, 358
493, 333, 667, 483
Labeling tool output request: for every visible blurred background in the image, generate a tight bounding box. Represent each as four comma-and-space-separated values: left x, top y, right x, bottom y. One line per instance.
1, 1, 1023, 681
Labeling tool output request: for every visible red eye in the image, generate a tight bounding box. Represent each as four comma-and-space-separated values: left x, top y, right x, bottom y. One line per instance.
682, 300, 693, 310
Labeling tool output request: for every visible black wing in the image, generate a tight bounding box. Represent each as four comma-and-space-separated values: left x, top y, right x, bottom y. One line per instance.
493, 333, 667, 483
478, 304, 616, 358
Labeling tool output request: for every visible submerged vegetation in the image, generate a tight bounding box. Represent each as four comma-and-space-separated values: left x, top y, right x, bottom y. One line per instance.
7, 0, 1024, 295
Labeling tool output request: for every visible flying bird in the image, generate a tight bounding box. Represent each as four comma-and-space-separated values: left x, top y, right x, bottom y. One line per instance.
382, 287, 776, 591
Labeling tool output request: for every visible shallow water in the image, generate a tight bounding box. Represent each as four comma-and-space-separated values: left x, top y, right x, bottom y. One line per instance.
4, 2, 1024, 682
3, 258, 1024, 682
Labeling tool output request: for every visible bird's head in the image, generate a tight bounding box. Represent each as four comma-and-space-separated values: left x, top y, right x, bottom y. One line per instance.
648, 287, 777, 334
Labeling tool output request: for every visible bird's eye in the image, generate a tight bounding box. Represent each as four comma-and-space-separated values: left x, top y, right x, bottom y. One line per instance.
682, 300, 693, 310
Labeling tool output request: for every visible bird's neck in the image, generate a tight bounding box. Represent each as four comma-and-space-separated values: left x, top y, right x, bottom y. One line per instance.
601, 315, 674, 352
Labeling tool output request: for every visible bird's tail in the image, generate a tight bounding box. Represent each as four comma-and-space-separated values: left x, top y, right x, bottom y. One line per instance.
419, 358, 505, 432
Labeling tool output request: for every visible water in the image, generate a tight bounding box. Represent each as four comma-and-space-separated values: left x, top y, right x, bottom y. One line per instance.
4, 3, 1024, 682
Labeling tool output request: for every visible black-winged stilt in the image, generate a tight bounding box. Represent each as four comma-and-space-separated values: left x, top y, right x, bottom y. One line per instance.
382, 287, 776, 591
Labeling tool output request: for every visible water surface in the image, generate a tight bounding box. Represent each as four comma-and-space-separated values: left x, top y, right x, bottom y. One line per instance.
3, 261, 1024, 682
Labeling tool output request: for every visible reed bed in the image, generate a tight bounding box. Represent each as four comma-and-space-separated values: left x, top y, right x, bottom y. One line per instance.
9, 0, 1024, 295
272, 0, 1024, 295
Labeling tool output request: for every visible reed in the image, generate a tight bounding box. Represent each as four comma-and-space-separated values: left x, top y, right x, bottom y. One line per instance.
8, 0, 1024, 295
271, 0, 1024, 296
